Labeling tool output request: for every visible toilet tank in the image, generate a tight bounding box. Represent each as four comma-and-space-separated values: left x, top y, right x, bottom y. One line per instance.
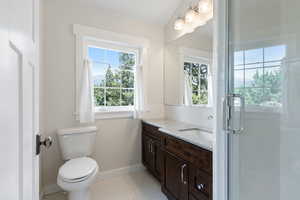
57, 126, 97, 160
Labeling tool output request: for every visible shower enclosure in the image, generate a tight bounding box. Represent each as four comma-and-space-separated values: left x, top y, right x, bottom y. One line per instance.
223, 0, 300, 199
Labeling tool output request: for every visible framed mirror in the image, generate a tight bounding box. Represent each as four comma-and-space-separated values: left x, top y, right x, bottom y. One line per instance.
164, 22, 213, 106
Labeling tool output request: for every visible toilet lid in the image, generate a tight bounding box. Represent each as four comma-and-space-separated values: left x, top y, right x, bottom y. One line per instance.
59, 157, 98, 182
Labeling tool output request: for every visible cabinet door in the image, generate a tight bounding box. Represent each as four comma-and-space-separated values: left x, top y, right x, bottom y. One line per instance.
163, 151, 188, 200
189, 166, 212, 200
153, 140, 163, 181
142, 134, 155, 170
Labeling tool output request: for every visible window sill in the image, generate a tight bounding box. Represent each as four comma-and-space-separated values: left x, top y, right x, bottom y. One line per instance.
95, 110, 134, 120
191, 104, 212, 108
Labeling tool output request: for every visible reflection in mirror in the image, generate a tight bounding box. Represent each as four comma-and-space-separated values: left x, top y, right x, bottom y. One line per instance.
164, 21, 213, 106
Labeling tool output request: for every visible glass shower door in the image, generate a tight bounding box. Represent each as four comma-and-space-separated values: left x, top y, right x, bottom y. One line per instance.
227, 0, 300, 200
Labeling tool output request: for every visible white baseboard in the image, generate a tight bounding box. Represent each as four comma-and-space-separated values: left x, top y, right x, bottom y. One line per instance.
42, 164, 145, 196
97, 164, 145, 181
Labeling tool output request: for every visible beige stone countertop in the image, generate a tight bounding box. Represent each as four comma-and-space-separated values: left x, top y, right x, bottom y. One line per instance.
142, 119, 214, 151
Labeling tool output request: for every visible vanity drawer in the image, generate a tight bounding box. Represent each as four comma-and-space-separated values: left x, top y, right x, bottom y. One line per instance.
164, 135, 212, 174
142, 122, 161, 139
189, 166, 212, 200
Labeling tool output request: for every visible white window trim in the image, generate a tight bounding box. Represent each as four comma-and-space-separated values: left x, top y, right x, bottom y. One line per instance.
180, 47, 213, 107
73, 24, 150, 119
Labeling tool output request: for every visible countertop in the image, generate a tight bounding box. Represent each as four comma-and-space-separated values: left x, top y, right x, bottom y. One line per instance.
142, 119, 214, 151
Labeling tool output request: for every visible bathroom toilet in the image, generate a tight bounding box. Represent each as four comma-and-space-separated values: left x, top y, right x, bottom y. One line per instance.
57, 126, 98, 200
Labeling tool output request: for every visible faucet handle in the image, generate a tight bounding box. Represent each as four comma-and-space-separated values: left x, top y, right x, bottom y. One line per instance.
208, 115, 214, 120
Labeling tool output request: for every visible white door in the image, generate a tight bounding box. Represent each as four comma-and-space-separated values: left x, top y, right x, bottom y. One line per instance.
0, 0, 40, 199
226, 0, 300, 200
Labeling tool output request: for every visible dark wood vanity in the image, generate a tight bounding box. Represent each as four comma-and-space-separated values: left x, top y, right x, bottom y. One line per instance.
142, 122, 213, 200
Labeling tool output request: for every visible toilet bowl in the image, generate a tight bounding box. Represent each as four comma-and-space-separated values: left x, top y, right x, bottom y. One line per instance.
56, 126, 98, 200
57, 157, 99, 200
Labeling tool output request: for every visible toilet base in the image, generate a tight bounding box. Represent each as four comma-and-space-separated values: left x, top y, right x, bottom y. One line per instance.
68, 189, 90, 200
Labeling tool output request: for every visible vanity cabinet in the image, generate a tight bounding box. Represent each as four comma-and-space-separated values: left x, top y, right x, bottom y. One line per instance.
162, 151, 189, 200
189, 165, 212, 200
142, 123, 163, 181
142, 134, 155, 172
142, 122, 212, 200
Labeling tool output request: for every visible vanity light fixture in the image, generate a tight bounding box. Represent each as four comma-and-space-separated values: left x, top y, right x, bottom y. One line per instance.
174, 18, 185, 30
198, 0, 213, 14
173, 0, 213, 32
185, 8, 198, 23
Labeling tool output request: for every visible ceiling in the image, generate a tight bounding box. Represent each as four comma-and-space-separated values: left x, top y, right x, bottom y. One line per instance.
89, 0, 183, 25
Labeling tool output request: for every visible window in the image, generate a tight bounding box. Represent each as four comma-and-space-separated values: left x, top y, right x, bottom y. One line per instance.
87, 45, 137, 111
233, 45, 286, 108
184, 59, 210, 105
74, 24, 149, 120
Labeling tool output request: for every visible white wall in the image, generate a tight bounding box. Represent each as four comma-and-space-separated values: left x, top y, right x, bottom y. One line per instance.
165, 105, 214, 130
41, 0, 165, 188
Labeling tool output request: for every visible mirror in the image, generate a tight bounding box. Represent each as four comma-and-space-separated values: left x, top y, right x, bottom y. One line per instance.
164, 21, 213, 106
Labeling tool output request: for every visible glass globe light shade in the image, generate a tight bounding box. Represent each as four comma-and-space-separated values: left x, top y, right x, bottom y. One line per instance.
185, 8, 198, 23
174, 18, 185, 30
198, 0, 212, 14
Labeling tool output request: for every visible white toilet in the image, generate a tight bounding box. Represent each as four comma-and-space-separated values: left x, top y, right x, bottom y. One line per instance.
57, 126, 99, 200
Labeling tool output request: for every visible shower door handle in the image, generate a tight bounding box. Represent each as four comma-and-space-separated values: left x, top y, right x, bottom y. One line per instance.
223, 94, 245, 134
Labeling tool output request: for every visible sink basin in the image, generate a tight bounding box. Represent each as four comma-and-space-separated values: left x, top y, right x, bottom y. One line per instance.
178, 128, 201, 132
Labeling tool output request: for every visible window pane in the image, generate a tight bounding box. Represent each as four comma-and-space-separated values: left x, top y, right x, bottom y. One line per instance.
245, 68, 263, 87
263, 88, 281, 106
105, 68, 121, 87
199, 92, 208, 104
106, 88, 120, 106
264, 67, 281, 88
92, 61, 107, 87
244, 88, 264, 105
192, 75, 199, 91
234, 87, 245, 96
119, 52, 135, 70
94, 88, 105, 106
200, 78, 208, 90
245, 48, 263, 64
191, 63, 200, 76
264, 45, 286, 62
192, 90, 200, 104
234, 70, 244, 88
234, 51, 244, 65
121, 89, 134, 106
121, 70, 134, 88
200, 64, 208, 78
88, 47, 106, 62
184, 62, 191, 74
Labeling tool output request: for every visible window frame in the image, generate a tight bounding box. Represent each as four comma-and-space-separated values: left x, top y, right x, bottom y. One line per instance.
73, 24, 150, 120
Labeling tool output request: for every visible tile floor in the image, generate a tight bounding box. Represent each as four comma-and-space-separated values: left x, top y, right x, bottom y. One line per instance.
43, 170, 168, 200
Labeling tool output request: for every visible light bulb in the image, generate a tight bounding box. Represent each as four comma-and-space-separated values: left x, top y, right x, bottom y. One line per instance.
198, 0, 212, 14
185, 8, 197, 23
174, 18, 185, 30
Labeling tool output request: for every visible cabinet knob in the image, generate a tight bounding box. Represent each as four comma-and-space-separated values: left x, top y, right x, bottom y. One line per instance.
197, 183, 205, 191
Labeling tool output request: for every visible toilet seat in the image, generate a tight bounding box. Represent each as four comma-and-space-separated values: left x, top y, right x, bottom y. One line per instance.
58, 157, 98, 183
